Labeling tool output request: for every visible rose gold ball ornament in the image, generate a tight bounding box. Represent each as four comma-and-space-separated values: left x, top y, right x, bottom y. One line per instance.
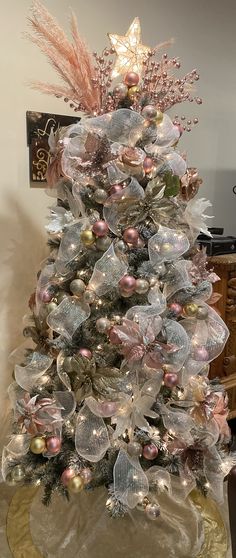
119, 275, 136, 293
92, 220, 109, 238
143, 156, 154, 174
142, 443, 158, 460
124, 71, 139, 87
80, 467, 93, 485
135, 279, 149, 294
109, 184, 124, 196
164, 372, 178, 388
80, 229, 96, 246
145, 503, 161, 520
169, 302, 183, 316
46, 436, 62, 454
67, 474, 84, 493
30, 436, 46, 455
123, 227, 139, 246
61, 468, 76, 487
113, 83, 128, 99
78, 347, 92, 359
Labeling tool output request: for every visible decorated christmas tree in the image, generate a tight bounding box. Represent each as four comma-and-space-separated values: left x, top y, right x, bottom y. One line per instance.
2, 0, 234, 538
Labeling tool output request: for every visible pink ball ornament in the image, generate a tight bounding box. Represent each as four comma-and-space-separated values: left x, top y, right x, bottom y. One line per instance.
80, 467, 93, 485
78, 347, 92, 359
124, 71, 139, 87
119, 275, 136, 293
109, 184, 124, 196
61, 468, 75, 487
164, 372, 178, 388
143, 156, 154, 174
92, 220, 109, 237
142, 443, 159, 461
40, 289, 53, 303
46, 436, 61, 454
193, 346, 209, 362
109, 327, 122, 345
100, 400, 117, 415
169, 302, 183, 316
123, 227, 139, 245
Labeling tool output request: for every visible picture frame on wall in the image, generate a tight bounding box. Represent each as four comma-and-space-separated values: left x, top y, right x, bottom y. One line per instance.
26, 111, 79, 187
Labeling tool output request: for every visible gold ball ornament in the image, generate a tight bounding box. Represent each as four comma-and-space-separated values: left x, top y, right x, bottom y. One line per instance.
161, 242, 173, 254
127, 85, 140, 99
184, 303, 199, 317
155, 110, 164, 124
30, 436, 46, 455
80, 229, 96, 246
67, 474, 84, 493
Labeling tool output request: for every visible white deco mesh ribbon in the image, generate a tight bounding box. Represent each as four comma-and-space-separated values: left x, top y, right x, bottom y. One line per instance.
14, 352, 53, 392
47, 297, 91, 340
36, 263, 55, 314
55, 221, 84, 274
146, 114, 180, 148
48, 243, 127, 339
181, 302, 229, 364
146, 465, 172, 494
75, 404, 110, 462
113, 449, 149, 508
88, 242, 128, 296
148, 225, 190, 267
2, 434, 30, 481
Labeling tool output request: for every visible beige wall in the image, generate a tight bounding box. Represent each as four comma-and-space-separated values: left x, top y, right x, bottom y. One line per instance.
1, 0, 236, 422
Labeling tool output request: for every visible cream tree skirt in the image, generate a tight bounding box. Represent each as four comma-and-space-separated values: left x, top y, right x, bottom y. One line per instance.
0, 480, 232, 558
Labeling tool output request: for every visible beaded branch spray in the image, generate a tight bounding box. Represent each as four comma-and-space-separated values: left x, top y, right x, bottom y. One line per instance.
2, 0, 235, 530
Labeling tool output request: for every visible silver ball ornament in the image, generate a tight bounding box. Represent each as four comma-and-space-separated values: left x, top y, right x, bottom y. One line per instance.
83, 290, 96, 304
93, 189, 108, 204
46, 301, 57, 313
96, 236, 111, 251
11, 464, 26, 483
127, 441, 142, 457
115, 240, 126, 253
70, 278, 86, 296
196, 306, 209, 320
135, 279, 149, 294
145, 502, 161, 520
96, 317, 111, 333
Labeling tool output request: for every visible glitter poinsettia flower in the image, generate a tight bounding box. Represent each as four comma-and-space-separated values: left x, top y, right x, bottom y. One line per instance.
15, 393, 64, 435
109, 317, 177, 370
183, 197, 214, 237
111, 377, 163, 438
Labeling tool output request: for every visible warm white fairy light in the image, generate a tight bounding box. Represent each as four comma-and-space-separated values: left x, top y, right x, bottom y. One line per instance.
109, 18, 150, 78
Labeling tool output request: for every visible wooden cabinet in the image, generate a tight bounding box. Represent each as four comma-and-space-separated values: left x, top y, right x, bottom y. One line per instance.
208, 254, 236, 417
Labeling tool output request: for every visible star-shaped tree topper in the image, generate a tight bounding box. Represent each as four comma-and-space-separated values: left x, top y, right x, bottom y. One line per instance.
108, 17, 150, 78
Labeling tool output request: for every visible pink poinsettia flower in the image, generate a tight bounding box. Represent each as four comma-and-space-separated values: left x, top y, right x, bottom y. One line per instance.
15, 393, 64, 435
110, 317, 177, 370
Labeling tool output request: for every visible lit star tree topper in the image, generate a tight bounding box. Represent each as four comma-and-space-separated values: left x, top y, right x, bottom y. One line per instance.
108, 17, 150, 78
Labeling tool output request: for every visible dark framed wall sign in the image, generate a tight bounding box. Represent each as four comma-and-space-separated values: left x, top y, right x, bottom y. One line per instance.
26, 111, 79, 187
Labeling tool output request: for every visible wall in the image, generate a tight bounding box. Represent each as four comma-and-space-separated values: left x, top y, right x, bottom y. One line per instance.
0, 0, 236, 425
